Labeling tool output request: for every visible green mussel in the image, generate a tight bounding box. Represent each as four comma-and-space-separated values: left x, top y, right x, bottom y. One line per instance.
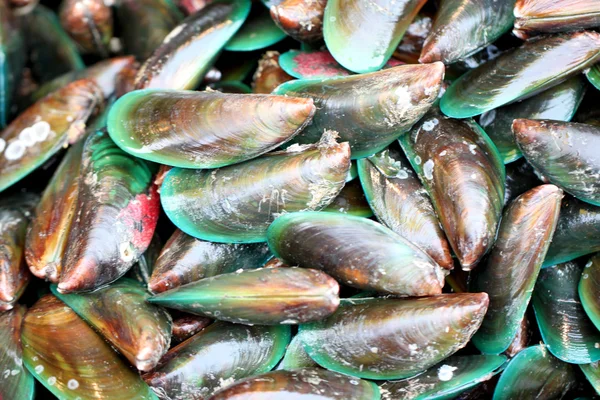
0, 0, 26, 128
479, 76, 586, 164
323, 0, 427, 73
580, 253, 600, 331
357, 146, 453, 270
21, 295, 157, 399
469, 185, 562, 355
108, 89, 315, 168
400, 111, 505, 270
533, 262, 600, 364
323, 178, 373, 217
514, 119, 600, 206
580, 361, 600, 394
22, 5, 85, 84
148, 229, 270, 294
514, 0, 600, 39
171, 311, 212, 343
56, 131, 159, 293
0, 305, 34, 400
115, 0, 183, 61
134, 0, 250, 90
274, 63, 444, 159
127, 234, 162, 285
587, 64, 600, 91
298, 294, 489, 379
143, 321, 290, 400
544, 196, 600, 267
277, 335, 319, 371
160, 131, 350, 243
270, 0, 326, 43
51, 278, 172, 371
492, 345, 576, 400
252, 51, 293, 94
419, 0, 515, 64
224, 6, 286, 52
59, 0, 113, 56
380, 355, 507, 400
0, 79, 102, 193
441, 31, 600, 118
267, 212, 445, 296
208, 368, 381, 400
149, 267, 339, 325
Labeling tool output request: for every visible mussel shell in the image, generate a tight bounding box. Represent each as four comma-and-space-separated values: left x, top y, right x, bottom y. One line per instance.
160, 131, 350, 243
224, 6, 286, 52
59, 0, 113, 56
273, 63, 444, 159
514, 119, 600, 206
419, 0, 514, 65
149, 267, 339, 325
8, 0, 38, 15
143, 321, 290, 400
380, 355, 506, 400
587, 64, 600, 91
514, 0, 600, 39
503, 158, 542, 206
116, 0, 183, 61
580, 361, 600, 394
323, 0, 427, 73
108, 89, 315, 168
25, 140, 84, 282
0, 305, 34, 400
441, 31, 600, 118
21, 295, 157, 399
51, 278, 172, 371
251, 51, 293, 94
149, 229, 270, 293
323, 178, 372, 217
533, 262, 600, 364
22, 5, 85, 83
127, 233, 162, 285
400, 111, 505, 270
357, 146, 453, 270
57, 131, 159, 293
298, 294, 489, 380
208, 368, 381, 400
0, 79, 102, 193
0, 0, 26, 128
492, 345, 576, 400
544, 196, 600, 267
32, 56, 137, 103
0, 195, 36, 310
268, 212, 445, 296
270, 0, 326, 43
134, 0, 250, 90
580, 253, 600, 331
469, 185, 563, 355
277, 335, 319, 370
171, 311, 212, 343
479, 76, 586, 164
505, 316, 531, 358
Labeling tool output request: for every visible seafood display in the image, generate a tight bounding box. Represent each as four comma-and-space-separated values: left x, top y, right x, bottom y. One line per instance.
2, 0, 600, 398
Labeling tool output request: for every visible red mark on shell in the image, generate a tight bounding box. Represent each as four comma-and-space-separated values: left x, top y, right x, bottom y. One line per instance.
117, 184, 160, 250
292, 51, 351, 78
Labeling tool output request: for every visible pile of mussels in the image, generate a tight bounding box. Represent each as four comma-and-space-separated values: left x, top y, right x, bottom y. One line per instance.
2, 0, 600, 399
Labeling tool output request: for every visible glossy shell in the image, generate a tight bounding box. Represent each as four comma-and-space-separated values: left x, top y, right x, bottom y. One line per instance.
0, 0, 25, 128
134, 0, 250, 90
492, 345, 576, 400
400, 111, 505, 270
108, 89, 315, 168
419, 0, 514, 64
0, 305, 34, 400
149, 229, 270, 294
208, 368, 381, 400
298, 294, 489, 379
252, 51, 293, 94
21, 295, 157, 399
59, 0, 113, 56
0, 79, 102, 193
479, 76, 586, 164
57, 131, 159, 293
224, 6, 286, 52
323, 178, 373, 218
277, 335, 319, 371
270, 0, 326, 43
274, 63, 444, 159
143, 321, 290, 400
469, 185, 562, 354
441, 31, 600, 118
52, 279, 172, 371
357, 146, 453, 270
160, 131, 350, 243
267, 212, 445, 296
580, 253, 600, 331
533, 262, 600, 364
323, 0, 427, 73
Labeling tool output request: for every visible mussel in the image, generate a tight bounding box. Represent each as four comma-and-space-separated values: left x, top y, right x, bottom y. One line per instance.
270, 0, 326, 43
59, 0, 113, 56
0, 305, 34, 400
